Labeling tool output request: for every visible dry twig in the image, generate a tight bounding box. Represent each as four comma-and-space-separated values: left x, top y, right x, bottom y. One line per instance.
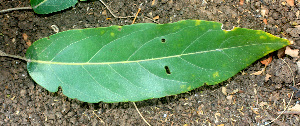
99, 0, 158, 23
92, 110, 105, 124
264, 58, 295, 125
132, 102, 151, 126
132, 4, 142, 24
99, 0, 134, 18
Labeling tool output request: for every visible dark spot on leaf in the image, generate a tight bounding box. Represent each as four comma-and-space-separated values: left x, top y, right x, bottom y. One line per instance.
161, 38, 166, 43
164, 66, 171, 74
118, 27, 122, 31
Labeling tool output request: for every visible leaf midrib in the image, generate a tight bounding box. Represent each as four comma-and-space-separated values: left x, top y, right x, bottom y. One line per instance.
29, 43, 273, 65
32, 0, 48, 9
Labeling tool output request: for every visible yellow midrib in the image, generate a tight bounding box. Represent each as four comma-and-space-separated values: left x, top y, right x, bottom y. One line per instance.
29, 43, 272, 65
33, 0, 48, 9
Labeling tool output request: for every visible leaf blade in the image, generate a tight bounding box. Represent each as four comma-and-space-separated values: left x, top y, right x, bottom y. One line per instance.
26, 20, 290, 103
30, 0, 77, 14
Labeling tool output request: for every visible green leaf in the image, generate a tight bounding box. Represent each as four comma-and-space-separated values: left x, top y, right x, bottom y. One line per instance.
26, 20, 290, 103
30, 0, 78, 14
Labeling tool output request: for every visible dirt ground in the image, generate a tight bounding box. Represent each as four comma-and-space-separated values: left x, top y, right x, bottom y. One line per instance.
1, 0, 300, 125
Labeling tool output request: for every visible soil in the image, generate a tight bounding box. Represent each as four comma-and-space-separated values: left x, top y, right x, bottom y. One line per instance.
1, 0, 300, 125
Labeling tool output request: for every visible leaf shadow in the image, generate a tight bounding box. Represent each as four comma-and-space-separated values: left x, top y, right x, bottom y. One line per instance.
89, 81, 229, 112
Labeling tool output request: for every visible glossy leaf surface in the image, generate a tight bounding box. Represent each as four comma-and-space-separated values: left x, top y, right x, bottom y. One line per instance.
30, 0, 77, 14
26, 20, 290, 103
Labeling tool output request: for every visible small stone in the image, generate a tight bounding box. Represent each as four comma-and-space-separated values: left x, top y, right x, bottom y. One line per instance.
20, 89, 26, 96
102, 10, 107, 16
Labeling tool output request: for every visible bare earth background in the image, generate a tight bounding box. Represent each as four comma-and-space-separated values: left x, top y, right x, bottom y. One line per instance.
1, 0, 300, 125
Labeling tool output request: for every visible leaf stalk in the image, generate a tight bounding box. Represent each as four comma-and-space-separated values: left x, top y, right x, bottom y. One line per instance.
0, 50, 28, 62
0, 6, 32, 13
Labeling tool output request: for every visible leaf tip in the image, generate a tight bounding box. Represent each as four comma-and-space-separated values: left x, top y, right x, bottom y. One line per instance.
288, 39, 293, 45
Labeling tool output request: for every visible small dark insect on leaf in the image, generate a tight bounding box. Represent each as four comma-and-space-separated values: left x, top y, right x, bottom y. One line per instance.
164, 66, 171, 74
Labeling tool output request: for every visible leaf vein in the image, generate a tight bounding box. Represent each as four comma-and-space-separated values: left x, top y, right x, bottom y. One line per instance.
181, 29, 215, 54
48, 64, 93, 99
50, 35, 97, 61
127, 25, 194, 61
108, 64, 146, 95
88, 27, 151, 63
81, 65, 125, 101
36, 32, 77, 57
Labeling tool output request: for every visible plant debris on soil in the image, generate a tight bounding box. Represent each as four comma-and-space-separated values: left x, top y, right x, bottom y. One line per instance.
1, 0, 300, 125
